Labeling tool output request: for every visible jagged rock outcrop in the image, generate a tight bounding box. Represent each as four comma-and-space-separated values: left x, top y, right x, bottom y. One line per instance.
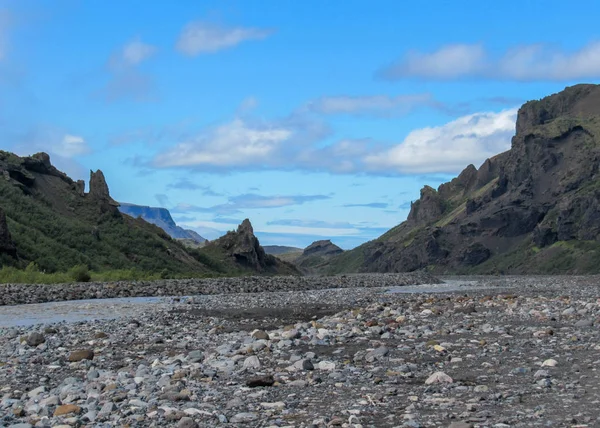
324, 84, 600, 274
88, 170, 119, 206
207, 219, 300, 275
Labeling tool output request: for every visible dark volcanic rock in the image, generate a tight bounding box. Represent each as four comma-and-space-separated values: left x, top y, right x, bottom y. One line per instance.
88, 170, 119, 206
206, 219, 299, 274
326, 84, 600, 274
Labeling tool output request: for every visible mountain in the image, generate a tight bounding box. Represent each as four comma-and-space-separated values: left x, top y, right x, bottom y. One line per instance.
276, 240, 344, 274
263, 245, 303, 255
325, 84, 600, 275
197, 219, 300, 275
119, 203, 206, 244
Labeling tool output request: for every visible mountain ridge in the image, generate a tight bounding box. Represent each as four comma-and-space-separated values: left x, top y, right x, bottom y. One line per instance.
118, 203, 206, 244
322, 84, 600, 275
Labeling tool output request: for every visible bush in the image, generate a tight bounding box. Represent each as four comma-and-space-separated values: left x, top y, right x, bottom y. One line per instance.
69, 264, 91, 282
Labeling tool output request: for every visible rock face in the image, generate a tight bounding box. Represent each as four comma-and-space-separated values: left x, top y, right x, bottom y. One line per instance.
119, 203, 206, 244
88, 170, 119, 212
326, 84, 600, 274
206, 219, 300, 275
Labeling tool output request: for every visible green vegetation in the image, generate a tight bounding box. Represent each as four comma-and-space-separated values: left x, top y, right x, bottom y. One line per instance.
325, 246, 366, 275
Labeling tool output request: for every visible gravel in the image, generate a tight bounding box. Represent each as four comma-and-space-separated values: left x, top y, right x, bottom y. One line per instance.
0, 272, 439, 306
1, 275, 600, 427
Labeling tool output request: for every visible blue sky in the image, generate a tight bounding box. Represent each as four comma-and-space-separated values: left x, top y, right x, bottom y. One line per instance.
3, 0, 600, 248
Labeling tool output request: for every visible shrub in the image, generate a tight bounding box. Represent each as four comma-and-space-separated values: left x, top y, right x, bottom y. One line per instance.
69, 264, 91, 282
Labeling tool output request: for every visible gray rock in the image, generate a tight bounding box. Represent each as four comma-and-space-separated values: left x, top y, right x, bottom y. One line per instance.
26, 333, 45, 347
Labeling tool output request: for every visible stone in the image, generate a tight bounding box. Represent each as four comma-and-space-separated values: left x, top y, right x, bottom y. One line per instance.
68, 350, 94, 362
246, 375, 275, 387
177, 417, 198, 428
27, 385, 46, 398
542, 359, 558, 367
365, 346, 389, 362
425, 371, 453, 384
26, 332, 45, 347
318, 360, 336, 371
230, 412, 258, 423
53, 404, 82, 417
251, 329, 269, 340
243, 355, 261, 369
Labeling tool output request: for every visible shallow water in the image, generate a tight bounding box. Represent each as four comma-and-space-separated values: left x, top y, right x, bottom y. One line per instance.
0, 280, 489, 328
0, 296, 174, 328
386, 279, 483, 294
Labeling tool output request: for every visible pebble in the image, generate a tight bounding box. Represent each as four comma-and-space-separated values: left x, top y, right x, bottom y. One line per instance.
1, 275, 600, 426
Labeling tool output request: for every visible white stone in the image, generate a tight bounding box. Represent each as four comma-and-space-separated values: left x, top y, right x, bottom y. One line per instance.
542, 358, 558, 367
243, 356, 261, 370
318, 361, 336, 371
425, 371, 453, 384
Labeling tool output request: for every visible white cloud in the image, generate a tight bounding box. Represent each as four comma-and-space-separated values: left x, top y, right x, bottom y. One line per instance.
380, 42, 600, 81
54, 134, 90, 158
154, 118, 292, 168
307, 93, 435, 116
151, 107, 519, 175
99, 38, 157, 103
110, 37, 156, 70
363, 108, 518, 173
176, 21, 272, 56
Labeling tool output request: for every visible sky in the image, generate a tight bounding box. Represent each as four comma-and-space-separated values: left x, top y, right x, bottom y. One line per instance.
3, 0, 600, 249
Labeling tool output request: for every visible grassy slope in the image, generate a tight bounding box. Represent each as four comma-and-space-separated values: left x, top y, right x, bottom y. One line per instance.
0, 175, 225, 276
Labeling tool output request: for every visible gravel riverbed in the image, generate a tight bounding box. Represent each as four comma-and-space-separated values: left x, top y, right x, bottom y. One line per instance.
2, 275, 600, 427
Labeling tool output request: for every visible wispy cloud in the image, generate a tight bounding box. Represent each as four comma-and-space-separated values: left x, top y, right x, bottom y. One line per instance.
267, 219, 354, 228
151, 106, 517, 175
166, 179, 223, 196
172, 193, 331, 215
109, 38, 157, 69
176, 21, 273, 56
98, 37, 158, 102
342, 202, 389, 209
306, 93, 436, 116
379, 42, 600, 81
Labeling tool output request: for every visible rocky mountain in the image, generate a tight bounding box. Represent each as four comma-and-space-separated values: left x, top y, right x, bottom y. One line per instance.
326, 84, 600, 274
277, 239, 344, 274
199, 219, 300, 275
0, 151, 290, 277
119, 203, 206, 244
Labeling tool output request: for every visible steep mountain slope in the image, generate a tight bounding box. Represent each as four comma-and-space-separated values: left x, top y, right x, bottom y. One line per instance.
197, 219, 301, 275
326, 84, 600, 274
0, 152, 214, 275
119, 203, 206, 244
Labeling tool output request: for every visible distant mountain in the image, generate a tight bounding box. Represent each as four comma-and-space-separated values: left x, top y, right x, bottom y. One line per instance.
0, 151, 214, 275
263, 245, 303, 255
323, 84, 600, 275
276, 240, 343, 274
119, 203, 206, 244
